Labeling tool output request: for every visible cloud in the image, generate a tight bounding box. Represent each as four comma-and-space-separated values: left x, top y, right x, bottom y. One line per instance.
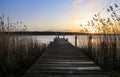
88, 0, 103, 7
70, 16, 84, 21
72, 0, 103, 7
72, 0, 84, 7
64, 11, 77, 15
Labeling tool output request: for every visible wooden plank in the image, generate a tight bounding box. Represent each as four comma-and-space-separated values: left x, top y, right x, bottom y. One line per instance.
23, 38, 109, 77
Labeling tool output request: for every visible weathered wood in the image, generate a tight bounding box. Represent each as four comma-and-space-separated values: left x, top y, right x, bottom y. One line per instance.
23, 38, 109, 77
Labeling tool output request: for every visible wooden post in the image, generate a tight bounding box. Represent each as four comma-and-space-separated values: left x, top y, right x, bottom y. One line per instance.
63, 35, 65, 39
75, 35, 77, 47
88, 34, 92, 56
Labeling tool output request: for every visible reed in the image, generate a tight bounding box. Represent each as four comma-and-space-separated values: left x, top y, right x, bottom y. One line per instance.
0, 15, 47, 77
79, 3, 120, 71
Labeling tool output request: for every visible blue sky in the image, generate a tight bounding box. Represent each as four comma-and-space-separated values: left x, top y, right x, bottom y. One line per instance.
0, 0, 119, 31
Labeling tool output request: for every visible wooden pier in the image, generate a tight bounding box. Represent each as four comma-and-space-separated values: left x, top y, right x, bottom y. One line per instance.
23, 38, 109, 77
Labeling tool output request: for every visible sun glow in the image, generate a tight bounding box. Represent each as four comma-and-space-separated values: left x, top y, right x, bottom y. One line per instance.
89, 26, 97, 33
81, 25, 98, 34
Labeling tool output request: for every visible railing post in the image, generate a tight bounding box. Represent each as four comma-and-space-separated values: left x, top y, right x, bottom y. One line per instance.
75, 35, 77, 47
88, 34, 92, 56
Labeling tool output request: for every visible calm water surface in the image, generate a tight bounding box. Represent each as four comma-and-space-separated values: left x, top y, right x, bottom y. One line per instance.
35, 35, 89, 48
12, 35, 104, 48
12, 35, 120, 49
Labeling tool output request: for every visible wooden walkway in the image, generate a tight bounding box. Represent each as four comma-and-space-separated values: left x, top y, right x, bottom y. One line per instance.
23, 38, 109, 77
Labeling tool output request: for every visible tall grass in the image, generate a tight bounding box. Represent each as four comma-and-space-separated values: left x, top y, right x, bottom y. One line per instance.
79, 3, 120, 71
0, 15, 47, 77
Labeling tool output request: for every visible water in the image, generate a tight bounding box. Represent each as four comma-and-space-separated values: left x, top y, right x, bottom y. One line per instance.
34, 35, 75, 45
34, 35, 89, 48
11, 35, 120, 49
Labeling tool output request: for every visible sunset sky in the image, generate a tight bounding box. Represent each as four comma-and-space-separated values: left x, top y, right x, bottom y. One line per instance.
0, 0, 119, 32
